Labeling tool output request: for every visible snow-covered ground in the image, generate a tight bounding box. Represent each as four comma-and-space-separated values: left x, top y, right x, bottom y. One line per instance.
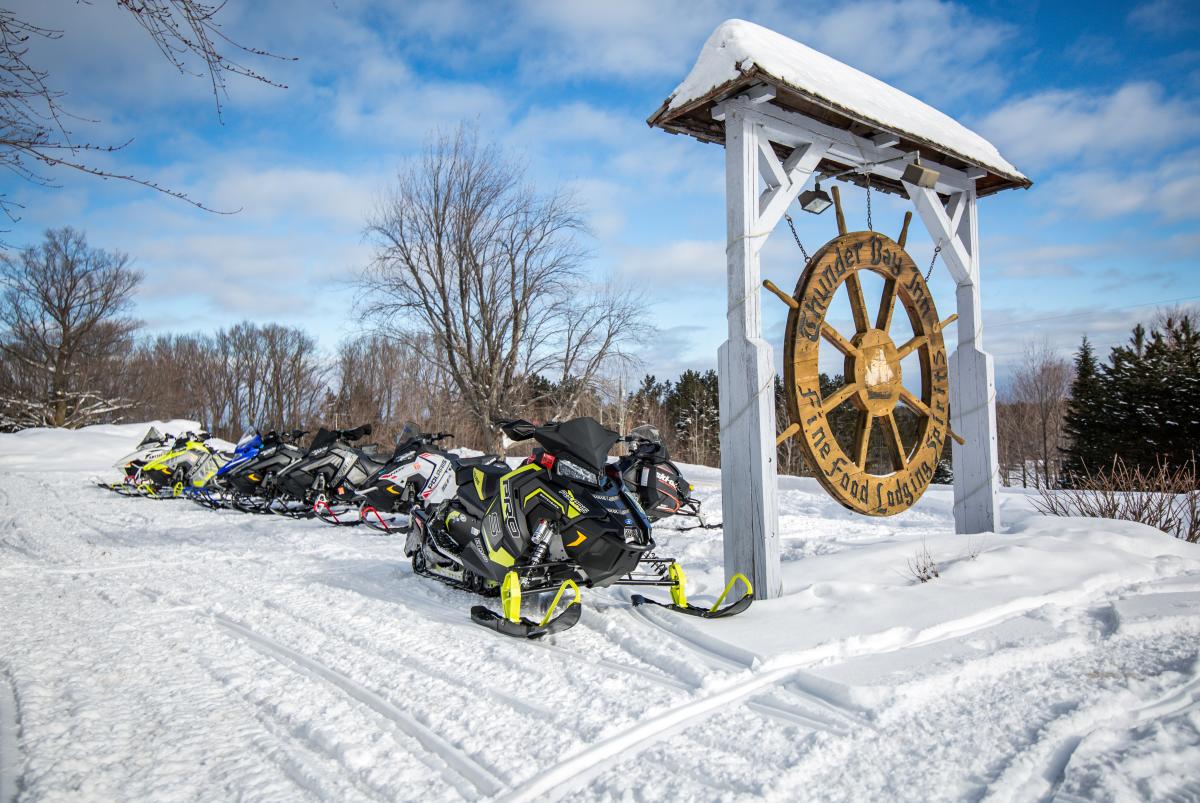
2, 422, 1199, 802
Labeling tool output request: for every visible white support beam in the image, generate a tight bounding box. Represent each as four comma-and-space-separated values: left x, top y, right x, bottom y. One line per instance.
904, 181, 1000, 534
759, 140, 830, 229
716, 101, 830, 600
904, 182, 974, 286
947, 191, 966, 237
715, 99, 975, 195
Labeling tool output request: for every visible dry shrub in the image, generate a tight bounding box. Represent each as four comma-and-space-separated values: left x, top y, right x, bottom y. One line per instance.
1035, 457, 1200, 543
906, 540, 940, 583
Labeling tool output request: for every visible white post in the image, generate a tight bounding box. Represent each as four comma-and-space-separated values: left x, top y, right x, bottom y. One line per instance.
905, 182, 1000, 533
948, 187, 1000, 533
719, 106, 782, 599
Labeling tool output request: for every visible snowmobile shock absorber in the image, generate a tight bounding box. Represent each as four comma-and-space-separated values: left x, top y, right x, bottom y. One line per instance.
527, 519, 553, 565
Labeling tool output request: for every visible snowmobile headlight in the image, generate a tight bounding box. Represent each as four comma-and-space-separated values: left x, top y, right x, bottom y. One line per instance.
556, 458, 600, 486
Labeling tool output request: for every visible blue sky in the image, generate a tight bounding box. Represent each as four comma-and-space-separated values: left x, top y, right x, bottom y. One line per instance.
3, 0, 1198, 389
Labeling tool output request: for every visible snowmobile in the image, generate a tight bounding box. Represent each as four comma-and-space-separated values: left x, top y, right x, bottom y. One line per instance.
351, 423, 505, 533
616, 424, 704, 524
97, 426, 174, 495
186, 429, 264, 508
406, 416, 754, 639
269, 424, 383, 520
129, 431, 222, 498
218, 429, 308, 513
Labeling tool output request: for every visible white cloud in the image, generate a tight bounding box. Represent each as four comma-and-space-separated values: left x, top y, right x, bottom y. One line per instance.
1128, 0, 1200, 35
803, 0, 1015, 104
976, 82, 1200, 171
988, 243, 1101, 279
1049, 158, 1200, 222
207, 167, 379, 228
615, 239, 726, 287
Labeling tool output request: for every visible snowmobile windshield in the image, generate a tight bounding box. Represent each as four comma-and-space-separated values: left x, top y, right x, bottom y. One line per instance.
235, 430, 260, 451
306, 428, 337, 453
631, 424, 662, 444
631, 424, 670, 461
533, 417, 620, 474
137, 427, 165, 448
397, 422, 424, 445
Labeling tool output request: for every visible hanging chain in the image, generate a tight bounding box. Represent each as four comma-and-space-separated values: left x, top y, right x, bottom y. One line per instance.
865, 174, 873, 231
925, 241, 942, 281
784, 213, 810, 263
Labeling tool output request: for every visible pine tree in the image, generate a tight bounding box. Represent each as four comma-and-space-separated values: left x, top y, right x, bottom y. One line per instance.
1062, 337, 1107, 481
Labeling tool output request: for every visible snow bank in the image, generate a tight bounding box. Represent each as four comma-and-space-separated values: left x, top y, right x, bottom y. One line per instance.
665, 19, 1027, 183
0, 419, 202, 474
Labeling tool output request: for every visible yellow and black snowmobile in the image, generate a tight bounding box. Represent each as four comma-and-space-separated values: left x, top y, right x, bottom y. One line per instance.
129, 431, 225, 498
406, 416, 753, 639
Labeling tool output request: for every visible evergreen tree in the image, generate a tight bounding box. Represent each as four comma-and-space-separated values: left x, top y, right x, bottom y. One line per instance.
1062, 337, 1107, 480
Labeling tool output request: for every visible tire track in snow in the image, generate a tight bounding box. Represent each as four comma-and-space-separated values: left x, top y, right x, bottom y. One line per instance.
997, 655, 1200, 802
620, 603, 871, 732
0, 666, 22, 803
259, 596, 562, 724
195, 651, 383, 803
502, 586, 1134, 801
213, 613, 506, 800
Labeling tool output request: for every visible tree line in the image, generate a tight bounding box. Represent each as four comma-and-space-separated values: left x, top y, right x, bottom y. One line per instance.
997, 309, 1200, 488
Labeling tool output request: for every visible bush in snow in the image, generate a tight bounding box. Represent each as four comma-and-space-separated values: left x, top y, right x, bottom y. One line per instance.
906, 540, 940, 583
1035, 456, 1199, 543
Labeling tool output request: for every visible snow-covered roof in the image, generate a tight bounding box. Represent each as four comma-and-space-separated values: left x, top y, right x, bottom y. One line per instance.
648, 20, 1030, 196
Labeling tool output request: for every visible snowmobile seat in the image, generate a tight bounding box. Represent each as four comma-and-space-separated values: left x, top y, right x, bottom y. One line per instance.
456, 462, 509, 502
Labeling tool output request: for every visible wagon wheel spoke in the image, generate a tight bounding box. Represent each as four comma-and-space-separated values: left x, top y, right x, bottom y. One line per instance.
884, 412, 908, 470
821, 323, 859, 357
821, 382, 859, 414
854, 411, 874, 469
876, 278, 897, 332
844, 273, 871, 334
896, 334, 927, 360
897, 386, 931, 418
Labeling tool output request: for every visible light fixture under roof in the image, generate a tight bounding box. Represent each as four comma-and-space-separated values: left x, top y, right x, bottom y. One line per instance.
798, 181, 832, 214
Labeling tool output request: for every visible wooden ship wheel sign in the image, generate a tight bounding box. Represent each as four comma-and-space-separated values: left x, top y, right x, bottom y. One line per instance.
764, 186, 964, 516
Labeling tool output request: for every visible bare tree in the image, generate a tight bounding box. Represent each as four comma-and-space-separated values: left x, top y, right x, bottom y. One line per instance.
122, 321, 326, 438
0, 226, 141, 428
361, 126, 647, 451
1011, 340, 1073, 488
325, 331, 465, 444
0, 2, 291, 221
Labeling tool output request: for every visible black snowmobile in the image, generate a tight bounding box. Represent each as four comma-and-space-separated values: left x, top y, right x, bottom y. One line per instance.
352, 423, 504, 533
616, 424, 704, 524
219, 429, 309, 513
270, 424, 383, 520
406, 416, 753, 639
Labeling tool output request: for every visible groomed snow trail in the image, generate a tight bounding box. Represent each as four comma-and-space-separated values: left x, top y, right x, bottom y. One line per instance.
1, 423, 1199, 801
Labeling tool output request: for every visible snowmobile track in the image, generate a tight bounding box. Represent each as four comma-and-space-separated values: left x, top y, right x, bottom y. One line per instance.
0, 666, 22, 803
213, 614, 506, 799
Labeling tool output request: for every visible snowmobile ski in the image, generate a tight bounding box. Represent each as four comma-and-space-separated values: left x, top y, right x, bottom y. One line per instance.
470, 573, 582, 639
630, 564, 754, 619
